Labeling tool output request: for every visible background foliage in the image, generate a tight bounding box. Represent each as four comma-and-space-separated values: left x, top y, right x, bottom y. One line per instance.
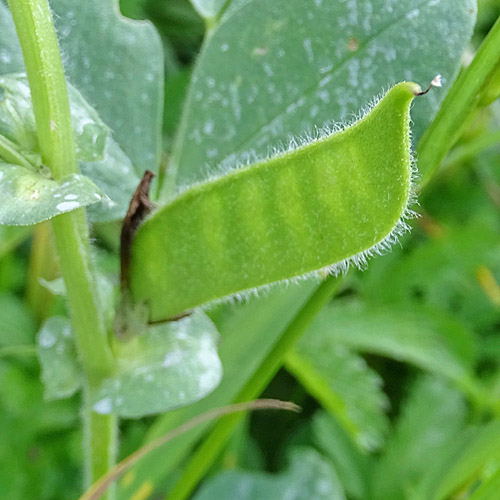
1, 0, 500, 499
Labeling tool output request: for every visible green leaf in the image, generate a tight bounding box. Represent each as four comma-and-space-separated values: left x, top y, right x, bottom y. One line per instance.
286, 345, 388, 452
92, 311, 222, 418
0, 164, 107, 225
0, 0, 164, 175
50, 0, 164, 174
361, 217, 500, 332
81, 134, 141, 222
166, 0, 476, 189
192, 448, 346, 500
303, 300, 476, 385
132, 81, 420, 321
37, 316, 82, 401
370, 376, 467, 500
0, 358, 79, 500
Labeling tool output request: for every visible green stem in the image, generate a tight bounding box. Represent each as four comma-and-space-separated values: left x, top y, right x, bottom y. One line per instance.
8, 0, 116, 495
167, 275, 341, 500
7, 0, 77, 179
84, 387, 118, 497
26, 222, 57, 326
417, 14, 500, 189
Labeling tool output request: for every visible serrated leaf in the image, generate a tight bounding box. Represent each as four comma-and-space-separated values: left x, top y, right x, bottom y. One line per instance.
0, 0, 164, 175
193, 448, 345, 500
287, 344, 388, 452
166, 0, 476, 189
303, 300, 476, 384
92, 311, 222, 418
0, 165, 108, 225
37, 316, 82, 400
132, 81, 419, 321
370, 376, 467, 500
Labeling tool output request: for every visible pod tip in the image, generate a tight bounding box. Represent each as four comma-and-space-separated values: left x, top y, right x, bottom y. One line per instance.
415, 74, 442, 96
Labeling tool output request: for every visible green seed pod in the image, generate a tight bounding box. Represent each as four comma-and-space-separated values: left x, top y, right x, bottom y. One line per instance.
130, 81, 426, 322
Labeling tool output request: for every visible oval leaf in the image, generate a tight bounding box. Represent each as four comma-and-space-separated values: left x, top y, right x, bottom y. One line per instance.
131, 81, 419, 321
0, 164, 107, 225
92, 311, 222, 418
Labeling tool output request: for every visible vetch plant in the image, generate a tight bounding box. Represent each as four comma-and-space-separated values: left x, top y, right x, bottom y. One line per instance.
3, 0, 500, 499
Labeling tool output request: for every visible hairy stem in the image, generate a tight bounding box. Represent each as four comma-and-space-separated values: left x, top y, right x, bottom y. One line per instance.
8, 0, 116, 495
